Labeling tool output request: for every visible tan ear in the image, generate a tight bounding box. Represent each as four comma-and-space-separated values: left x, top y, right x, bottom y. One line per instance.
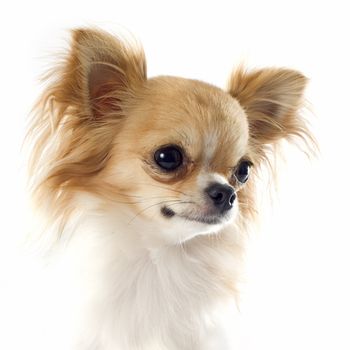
54, 28, 147, 120
228, 67, 307, 145
27, 29, 147, 210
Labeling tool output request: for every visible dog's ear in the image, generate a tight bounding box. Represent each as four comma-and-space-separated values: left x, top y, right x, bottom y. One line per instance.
54, 28, 147, 120
228, 67, 307, 147
27, 29, 147, 208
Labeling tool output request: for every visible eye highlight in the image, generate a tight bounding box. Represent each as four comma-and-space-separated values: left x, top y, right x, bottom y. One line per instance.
154, 145, 183, 171
234, 160, 252, 184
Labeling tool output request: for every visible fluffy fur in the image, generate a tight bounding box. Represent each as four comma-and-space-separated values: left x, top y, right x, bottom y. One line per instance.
26, 28, 315, 349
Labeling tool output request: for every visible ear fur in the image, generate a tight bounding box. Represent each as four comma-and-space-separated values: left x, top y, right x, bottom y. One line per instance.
57, 28, 147, 120
27, 28, 147, 212
228, 67, 309, 146
228, 67, 316, 230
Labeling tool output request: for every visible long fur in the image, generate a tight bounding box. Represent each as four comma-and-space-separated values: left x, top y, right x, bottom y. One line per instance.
26, 28, 315, 350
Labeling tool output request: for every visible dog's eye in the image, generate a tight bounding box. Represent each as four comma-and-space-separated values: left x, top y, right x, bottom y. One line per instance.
234, 160, 252, 183
154, 146, 183, 171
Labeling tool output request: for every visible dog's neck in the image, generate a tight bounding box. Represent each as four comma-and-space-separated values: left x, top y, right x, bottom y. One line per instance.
36, 193, 243, 349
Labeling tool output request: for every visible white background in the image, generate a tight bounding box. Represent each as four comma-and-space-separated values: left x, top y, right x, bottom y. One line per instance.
1, 1, 349, 349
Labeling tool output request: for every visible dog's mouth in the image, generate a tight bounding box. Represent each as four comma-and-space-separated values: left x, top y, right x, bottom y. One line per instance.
160, 205, 227, 225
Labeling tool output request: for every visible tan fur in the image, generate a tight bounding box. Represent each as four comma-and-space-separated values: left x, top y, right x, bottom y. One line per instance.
26, 28, 316, 348
27, 29, 146, 222
24, 29, 315, 349
26, 25, 316, 251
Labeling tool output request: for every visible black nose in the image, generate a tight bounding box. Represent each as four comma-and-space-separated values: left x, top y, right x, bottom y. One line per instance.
205, 183, 236, 212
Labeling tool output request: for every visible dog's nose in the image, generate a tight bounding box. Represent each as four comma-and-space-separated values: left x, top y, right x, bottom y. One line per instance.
205, 183, 236, 212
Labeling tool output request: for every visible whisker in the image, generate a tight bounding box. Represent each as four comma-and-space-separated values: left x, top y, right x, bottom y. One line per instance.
165, 201, 195, 207
127, 199, 183, 225
132, 182, 189, 197
88, 188, 181, 204
96, 178, 190, 197
91, 187, 182, 200
127, 199, 196, 225
104, 197, 179, 205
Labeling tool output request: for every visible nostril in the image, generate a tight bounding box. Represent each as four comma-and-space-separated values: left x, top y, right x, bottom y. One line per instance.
213, 192, 224, 203
228, 192, 236, 205
207, 187, 225, 204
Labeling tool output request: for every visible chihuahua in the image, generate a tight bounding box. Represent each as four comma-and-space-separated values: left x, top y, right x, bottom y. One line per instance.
27, 28, 313, 350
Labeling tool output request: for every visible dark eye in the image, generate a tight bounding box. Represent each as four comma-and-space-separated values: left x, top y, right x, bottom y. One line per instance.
234, 160, 252, 183
154, 146, 183, 171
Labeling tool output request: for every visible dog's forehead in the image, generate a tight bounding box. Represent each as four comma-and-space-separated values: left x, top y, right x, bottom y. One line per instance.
133, 77, 250, 166
144, 76, 248, 131
161, 79, 247, 151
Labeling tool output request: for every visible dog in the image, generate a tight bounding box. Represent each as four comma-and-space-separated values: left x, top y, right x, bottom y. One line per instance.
26, 28, 314, 349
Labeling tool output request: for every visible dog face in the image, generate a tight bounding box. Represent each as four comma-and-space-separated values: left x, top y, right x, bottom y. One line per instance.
28, 29, 312, 244
99, 76, 250, 242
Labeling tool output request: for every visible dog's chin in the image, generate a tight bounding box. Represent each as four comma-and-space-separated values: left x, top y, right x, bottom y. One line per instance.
178, 213, 225, 225
158, 205, 236, 243
161, 205, 235, 225
117, 203, 237, 246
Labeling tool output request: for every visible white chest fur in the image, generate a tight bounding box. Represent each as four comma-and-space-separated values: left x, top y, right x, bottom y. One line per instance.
36, 208, 242, 350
